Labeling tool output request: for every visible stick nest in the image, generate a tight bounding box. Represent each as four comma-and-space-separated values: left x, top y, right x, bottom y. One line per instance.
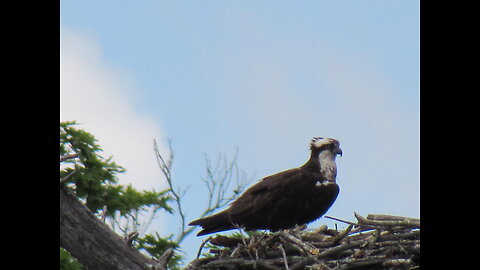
186, 213, 420, 270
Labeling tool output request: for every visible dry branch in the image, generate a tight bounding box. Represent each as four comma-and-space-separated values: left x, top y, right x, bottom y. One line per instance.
186, 213, 420, 270
354, 212, 420, 228
154, 139, 252, 244
60, 153, 79, 162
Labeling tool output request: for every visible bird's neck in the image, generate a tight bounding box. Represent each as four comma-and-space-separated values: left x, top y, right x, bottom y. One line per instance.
319, 150, 338, 181
303, 150, 338, 181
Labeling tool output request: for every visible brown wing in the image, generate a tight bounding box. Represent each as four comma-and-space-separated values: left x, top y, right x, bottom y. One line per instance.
229, 168, 299, 215
228, 168, 339, 231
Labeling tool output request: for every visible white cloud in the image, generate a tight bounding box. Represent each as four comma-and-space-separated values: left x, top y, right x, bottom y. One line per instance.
60, 28, 170, 194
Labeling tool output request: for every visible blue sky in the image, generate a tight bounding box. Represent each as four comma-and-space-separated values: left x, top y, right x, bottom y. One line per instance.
60, 1, 419, 264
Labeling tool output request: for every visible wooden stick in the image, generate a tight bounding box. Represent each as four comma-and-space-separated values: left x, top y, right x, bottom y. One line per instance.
279, 231, 319, 256
354, 212, 420, 228
278, 244, 289, 270
191, 212, 420, 269
196, 236, 213, 259
60, 153, 79, 162
331, 224, 353, 244
60, 170, 77, 186
366, 214, 420, 222
324, 215, 359, 227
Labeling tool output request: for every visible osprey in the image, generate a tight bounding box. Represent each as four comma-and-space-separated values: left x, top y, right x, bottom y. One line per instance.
189, 137, 342, 236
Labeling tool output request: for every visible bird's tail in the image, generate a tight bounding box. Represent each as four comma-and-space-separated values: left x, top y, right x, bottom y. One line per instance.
188, 210, 236, 236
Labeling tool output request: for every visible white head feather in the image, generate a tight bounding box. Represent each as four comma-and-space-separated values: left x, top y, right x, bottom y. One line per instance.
309, 137, 342, 181
310, 137, 337, 149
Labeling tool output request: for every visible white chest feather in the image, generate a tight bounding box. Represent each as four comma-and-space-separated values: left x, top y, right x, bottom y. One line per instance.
318, 150, 337, 181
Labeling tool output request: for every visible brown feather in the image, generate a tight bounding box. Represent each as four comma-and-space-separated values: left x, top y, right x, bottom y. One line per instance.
188, 168, 339, 235
188, 137, 341, 236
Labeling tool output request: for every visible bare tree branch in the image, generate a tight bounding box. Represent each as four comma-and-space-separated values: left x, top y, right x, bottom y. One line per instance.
198, 150, 253, 219
60, 170, 77, 186
153, 139, 253, 244
354, 212, 420, 228
154, 139, 190, 243
60, 153, 79, 163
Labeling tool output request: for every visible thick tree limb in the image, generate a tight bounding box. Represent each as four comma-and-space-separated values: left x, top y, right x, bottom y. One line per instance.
60, 185, 161, 270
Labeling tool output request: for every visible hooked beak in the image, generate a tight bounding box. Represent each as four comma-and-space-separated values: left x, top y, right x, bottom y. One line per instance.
337, 147, 343, 157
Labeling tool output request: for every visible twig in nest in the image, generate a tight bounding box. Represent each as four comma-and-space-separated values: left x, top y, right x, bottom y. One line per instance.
324, 215, 379, 231
248, 235, 260, 260
317, 239, 364, 259
289, 257, 315, 270
332, 255, 386, 270
354, 212, 420, 228
210, 235, 244, 247
196, 236, 213, 259
324, 216, 358, 227
382, 258, 412, 267
363, 229, 380, 249
237, 228, 255, 259
202, 258, 280, 270
230, 244, 242, 257
366, 214, 420, 222
279, 231, 319, 256
278, 244, 289, 270
331, 224, 353, 244
191, 212, 420, 270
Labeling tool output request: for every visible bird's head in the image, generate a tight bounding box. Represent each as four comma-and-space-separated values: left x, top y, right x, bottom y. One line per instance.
310, 137, 343, 157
